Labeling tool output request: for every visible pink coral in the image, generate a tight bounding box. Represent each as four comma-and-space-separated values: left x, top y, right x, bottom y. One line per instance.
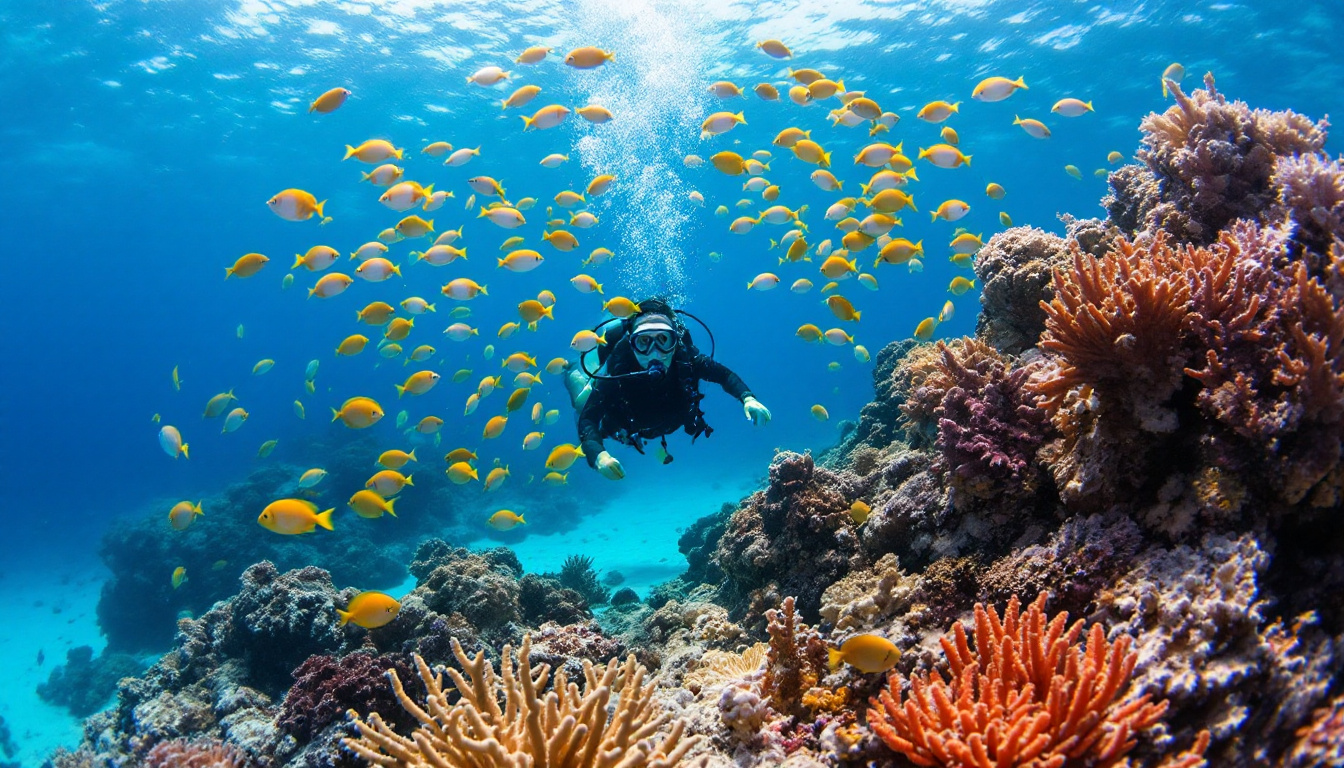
144, 737, 251, 768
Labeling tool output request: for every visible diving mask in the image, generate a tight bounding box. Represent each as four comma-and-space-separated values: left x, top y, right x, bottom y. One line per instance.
630, 315, 678, 355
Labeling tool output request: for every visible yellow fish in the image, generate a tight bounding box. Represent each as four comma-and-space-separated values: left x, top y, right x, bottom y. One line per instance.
1013, 115, 1051, 139
1161, 63, 1185, 97
257, 439, 278, 458
258, 498, 334, 535
226, 252, 269, 279
344, 139, 403, 163
811, 404, 829, 421
484, 465, 511, 491
971, 75, 1027, 102
308, 87, 350, 114
542, 471, 568, 485
1000, 212, 1013, 227
483, 415, 508, 439
349, 489, 397, 519
396, 370, 441, 398
487, 509, 527, 530
331, 397, 384, 428
337, 591, 401, 628
378, 449, 417, 469
564, 46, 614, 69
203, 390, 237, 419
366, 469, 413, 496
171, 567, 187, 589
267, 188, 325, 222
168, 500, 203, 531
446, 461, 479, 484
849, 500, 871, 525
545, 443, 585, 470
914, 317, 938, 341
828, 634, 900, 673
949, 277, 977, 295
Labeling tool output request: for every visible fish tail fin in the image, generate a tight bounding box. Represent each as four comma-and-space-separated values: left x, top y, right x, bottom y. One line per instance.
386, 497, 397, 517
854, 310, 861, 321
293, 254, 306, 269
315, 508, 335, 531
181, 444, 189, 459
394, 147, 404, 160
396, 385, 406, 398
224, 266, 234, 279
343, 145, 356, 160
315, 200, 326, 219
821, 151, 831, 168
1015, 76, 1028, 90
1086, 100, 1094, 111
331, 408, 341, 422
521, 115, 533, 130
408, 448, 417, 462
906, 168, 919, 181
392, 264, 401, 276
405, 474, 414, 487
964, 155, 971, 166
336, 609, 351, 626
931, 211, 938, 222
360, 170, 371, 182
827, 648, 843, 673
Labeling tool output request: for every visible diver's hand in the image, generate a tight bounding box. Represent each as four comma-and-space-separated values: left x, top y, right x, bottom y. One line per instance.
596, 451, 625, 480
743, 396, 771, 426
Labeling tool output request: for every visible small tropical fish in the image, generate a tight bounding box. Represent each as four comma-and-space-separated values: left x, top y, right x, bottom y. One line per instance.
226, 253, 268, 279
1013, 115, 1051, 139
168, 500, 203, 531
1052, 98, 1093, 117
366, 469, 413, 496
159, 425, 188, 459
545, 443, 585, 471
1107, 150, 1124, 164
811, 404, 829, 421
971, 76, 1027, 102
257, 439, 278, 458
914, 317, 938, 341
1000, 212, 1013, 227
331, 397, 384, 428
337, 591, 401, 628
949, 277, 977, 295
828, 634, 900, 673
349, 489, 397, 519
308, 87, 351, 114
171, 567, 187, 589
849, 500, 871, 525
853, 345, 871, 363
257, 498, 334, 535
1064, 164, 1083, 180
487, 509, 527, 530
293, 400, 305, 419
564, 46, 614, 69
446, 461, 479, 484
1161, 63, 1185, 97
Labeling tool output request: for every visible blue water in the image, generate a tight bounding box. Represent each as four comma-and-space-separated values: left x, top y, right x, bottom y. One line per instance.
0, 0, 1341, 758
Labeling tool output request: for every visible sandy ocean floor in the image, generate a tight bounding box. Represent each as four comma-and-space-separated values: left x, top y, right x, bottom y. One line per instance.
2, 458, 766, 766
0, 557, 109, 768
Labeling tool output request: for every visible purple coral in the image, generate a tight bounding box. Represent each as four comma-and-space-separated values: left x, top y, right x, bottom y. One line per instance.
932, 341, 1050, 503
1274, 152, 1344, 273
278, 652, 416, 743
1127, 73, 1328, 243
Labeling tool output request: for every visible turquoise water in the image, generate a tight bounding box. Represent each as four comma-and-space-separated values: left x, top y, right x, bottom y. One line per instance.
1, 0, 1340, 764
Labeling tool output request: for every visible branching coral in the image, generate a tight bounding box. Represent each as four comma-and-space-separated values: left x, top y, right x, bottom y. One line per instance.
1274, 152, 1344, 270
865, 594, 1207, 768
899, 338, 1005, 447
1133, 73, 1328, 243
343, 635, 702, 767
1029, 233, 1195, 431
761, 597, 829, 719
933, 340, 1050, 503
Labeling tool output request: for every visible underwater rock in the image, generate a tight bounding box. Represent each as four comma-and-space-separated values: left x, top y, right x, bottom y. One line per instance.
37, 645, 146, 717
678, 502, 736, 587
972, 225, 1072, 355
714, 452, 866, 629
610, 586, 640, 606
517, 573, 591, 625
527, 621, 627, 679
1090, 532, 1337, 765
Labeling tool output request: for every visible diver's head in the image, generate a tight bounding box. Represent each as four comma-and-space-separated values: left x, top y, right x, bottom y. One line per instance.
629, 312, 679, 371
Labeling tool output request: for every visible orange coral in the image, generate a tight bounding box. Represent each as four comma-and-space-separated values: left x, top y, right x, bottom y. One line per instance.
866, 593, 1205, 768
1030, 234, 1195, 428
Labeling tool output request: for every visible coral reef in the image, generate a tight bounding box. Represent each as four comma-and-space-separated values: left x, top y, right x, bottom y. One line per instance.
553, 553, 612, 606
277, 652, 417, 744
866, 593, 1208, 768
145, 737, 253, 768
1287, 695, 1344, 767
1113, 74, 1328, 244
713, 452, 865, 627
38, 645, 146, 717
343, 635, 703, 767
1089, 533, 1337, 763
518, 573, 592, 625
973, 226, 1072, 355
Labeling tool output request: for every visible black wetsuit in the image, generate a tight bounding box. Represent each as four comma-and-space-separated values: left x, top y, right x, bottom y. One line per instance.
577, 323, 753, 467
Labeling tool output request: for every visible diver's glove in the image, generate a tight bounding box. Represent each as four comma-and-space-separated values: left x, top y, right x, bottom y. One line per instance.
596, 450, 626, 480
743, 396, 772, 426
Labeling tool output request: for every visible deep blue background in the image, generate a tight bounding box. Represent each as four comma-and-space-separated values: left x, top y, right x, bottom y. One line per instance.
2, 0, 1340, 564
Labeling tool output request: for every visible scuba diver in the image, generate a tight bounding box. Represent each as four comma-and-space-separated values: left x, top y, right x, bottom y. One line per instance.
563, 298, 771, 480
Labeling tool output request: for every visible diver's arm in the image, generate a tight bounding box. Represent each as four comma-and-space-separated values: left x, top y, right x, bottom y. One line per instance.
695, 356, 753, 402
576, 393, 607, 468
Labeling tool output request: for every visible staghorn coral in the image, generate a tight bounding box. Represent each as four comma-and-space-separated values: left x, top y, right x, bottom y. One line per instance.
761, 597, 830, 720
866, 593, 1207, 768
1274, 152, 1344, 270
932, 340, 1051, 504
144, 737, 252, 768
973, 226, 1073, 355
1089, 533, 1337, 764
1286, 695, 1344, 767
1130, 73, 1328, 244
1030, 232, 1195, 431
343, 635, 703, 767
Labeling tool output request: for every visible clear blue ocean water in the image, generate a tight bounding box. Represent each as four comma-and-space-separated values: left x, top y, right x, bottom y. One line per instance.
0, 0, 1340, 761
